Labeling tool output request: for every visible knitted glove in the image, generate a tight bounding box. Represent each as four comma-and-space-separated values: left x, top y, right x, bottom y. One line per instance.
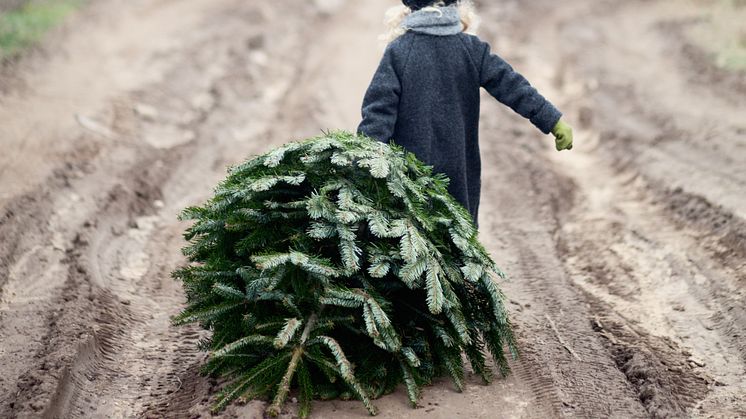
552, 120, 574, 151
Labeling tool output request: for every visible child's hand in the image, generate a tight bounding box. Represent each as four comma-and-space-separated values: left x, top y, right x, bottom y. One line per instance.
552, 120, 574, 151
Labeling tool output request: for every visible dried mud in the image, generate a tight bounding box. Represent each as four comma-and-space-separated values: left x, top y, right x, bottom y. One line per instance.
1, 0, 744, 418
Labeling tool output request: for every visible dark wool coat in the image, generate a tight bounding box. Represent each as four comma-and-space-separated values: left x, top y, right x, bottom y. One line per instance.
357, 32, 562, 225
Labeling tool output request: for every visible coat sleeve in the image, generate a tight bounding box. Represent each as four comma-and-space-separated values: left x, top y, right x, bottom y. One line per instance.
476, 39, 562, 134
357, 45, 402, 143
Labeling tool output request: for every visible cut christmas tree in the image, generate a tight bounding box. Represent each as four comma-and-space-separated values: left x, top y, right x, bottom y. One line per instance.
173, 131, 517, 417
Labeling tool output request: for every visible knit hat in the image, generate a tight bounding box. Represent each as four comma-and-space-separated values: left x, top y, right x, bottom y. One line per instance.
403, 0, 458, 11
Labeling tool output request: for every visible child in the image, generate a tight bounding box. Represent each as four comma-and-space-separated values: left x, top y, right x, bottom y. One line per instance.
358, 0, 573, 226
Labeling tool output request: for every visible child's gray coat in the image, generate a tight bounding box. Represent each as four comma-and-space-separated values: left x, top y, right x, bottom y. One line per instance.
357, 31, 562, 225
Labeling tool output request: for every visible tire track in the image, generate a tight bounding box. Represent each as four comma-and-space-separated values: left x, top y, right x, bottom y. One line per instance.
0, 0, 308, 417
3, 0, 744, 417
550, 142, 745, 416
509, 0, 746, 415
29, 1, 321, 418
471, 2, 655, 411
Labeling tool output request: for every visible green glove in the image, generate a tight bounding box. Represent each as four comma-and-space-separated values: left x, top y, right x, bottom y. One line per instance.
551, 120, 574, 151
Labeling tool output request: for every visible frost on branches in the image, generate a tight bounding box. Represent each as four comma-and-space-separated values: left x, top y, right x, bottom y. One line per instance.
173, 131, 517, 417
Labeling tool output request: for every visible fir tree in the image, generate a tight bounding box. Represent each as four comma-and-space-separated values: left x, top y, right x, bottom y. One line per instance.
173, 131, 517, 417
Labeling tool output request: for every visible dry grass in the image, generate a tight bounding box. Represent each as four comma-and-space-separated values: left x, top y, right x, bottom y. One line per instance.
687, 0, 746, 71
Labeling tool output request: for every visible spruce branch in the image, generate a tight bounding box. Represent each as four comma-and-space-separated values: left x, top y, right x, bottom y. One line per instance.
173, 132, 515, 417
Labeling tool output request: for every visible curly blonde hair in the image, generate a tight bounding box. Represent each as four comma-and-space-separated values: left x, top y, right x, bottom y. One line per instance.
381, 0, 480, 44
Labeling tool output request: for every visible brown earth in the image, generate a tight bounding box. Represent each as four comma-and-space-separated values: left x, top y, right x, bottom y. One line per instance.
1, 0, 744, 418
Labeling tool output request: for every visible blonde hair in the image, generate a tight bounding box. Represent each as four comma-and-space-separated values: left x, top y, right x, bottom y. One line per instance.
381, 1, 481, 44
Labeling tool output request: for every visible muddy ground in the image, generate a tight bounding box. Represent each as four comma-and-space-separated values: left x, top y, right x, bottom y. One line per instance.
1, 0, 744, 418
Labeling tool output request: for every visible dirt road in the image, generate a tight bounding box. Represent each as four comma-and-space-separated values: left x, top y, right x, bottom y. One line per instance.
1, 0, 744, 417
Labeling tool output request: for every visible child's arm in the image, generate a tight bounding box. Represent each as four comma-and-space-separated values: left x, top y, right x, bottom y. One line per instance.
357, 47, 402, 143
476, 39, 572, 150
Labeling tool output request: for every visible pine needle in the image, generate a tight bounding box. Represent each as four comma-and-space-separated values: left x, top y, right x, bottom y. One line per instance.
173, 132, 515, 417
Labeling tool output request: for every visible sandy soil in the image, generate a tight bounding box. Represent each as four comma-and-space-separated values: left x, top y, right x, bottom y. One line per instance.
0, 0, 744, 418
